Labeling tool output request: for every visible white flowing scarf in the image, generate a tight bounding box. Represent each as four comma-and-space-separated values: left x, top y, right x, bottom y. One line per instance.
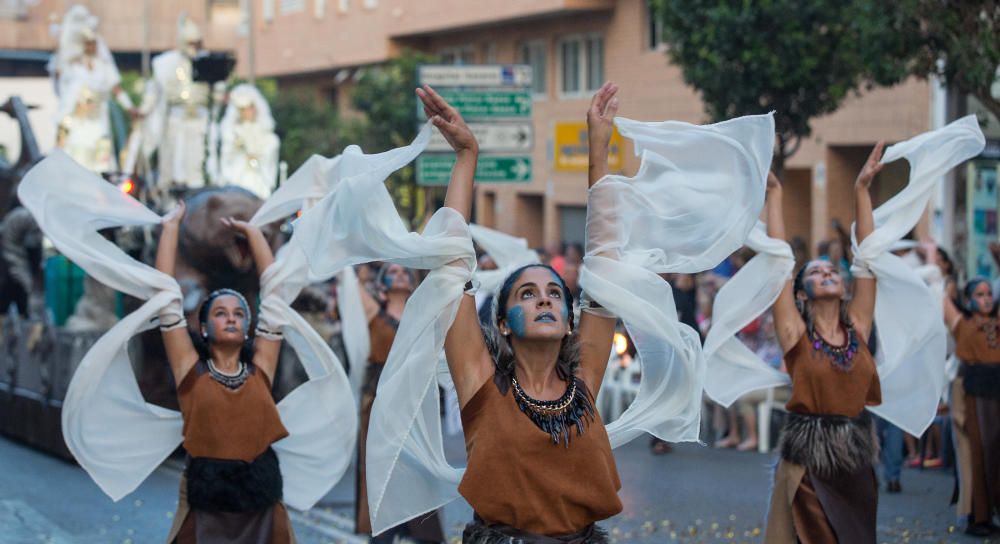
345, 114, 775, 533
469, 223, 540, 295
703, 115, 985, 436
702, 222, 795, 407
19, 150, 357, 511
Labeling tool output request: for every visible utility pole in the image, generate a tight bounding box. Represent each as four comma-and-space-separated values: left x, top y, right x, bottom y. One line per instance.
141, 0, 150, 78
246, 0, 256, 86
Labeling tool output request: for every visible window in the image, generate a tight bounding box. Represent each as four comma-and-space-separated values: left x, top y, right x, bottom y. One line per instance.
280, 0, 305, 14
519, 40, 547, 97
647, 0, 664, 49
560, 34, 603, 95
483, 42, 497, 64
439, 46, 475, 65
262, 0, 275, 22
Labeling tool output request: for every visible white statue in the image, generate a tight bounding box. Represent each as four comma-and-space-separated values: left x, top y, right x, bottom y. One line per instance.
218, 84, 279, 198
49, 5, 133, 173
140, 16, 210, 189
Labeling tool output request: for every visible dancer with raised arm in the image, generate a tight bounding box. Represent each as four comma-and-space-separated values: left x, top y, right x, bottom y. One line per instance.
433, 83, 622, 542
943, 280, 1000, 536
762, 160, 882, 543
18, 150, 359, 544
156, 201, 294, 542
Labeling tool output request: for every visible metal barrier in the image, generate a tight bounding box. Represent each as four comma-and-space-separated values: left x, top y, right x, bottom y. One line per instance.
0, 311, 103, 460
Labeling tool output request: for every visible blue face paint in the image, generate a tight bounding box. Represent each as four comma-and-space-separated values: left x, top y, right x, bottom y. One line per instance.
549, 270, 570, 323
506, 306, 527, 338
206, 319, 217, 342
382, 274, 394, 289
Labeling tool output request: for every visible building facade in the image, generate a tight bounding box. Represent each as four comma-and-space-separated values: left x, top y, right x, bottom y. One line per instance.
233, 0, 947, 255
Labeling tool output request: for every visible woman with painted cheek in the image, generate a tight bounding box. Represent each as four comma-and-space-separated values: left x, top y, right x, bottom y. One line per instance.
156, 201, 295, 543
943, 278, 1000, 536
429, 81, 622, 543
764, 145, 884, 544
354, 261, 445, 542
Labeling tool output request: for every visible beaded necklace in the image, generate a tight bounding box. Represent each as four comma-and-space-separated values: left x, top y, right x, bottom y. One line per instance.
207, 358, 250, 389
807, 322, 859, 372
511, 375, 596, 447
975, 315, 1000, 350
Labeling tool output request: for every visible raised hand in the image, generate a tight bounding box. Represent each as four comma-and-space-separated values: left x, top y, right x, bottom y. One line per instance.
587, 81, 620, 152
856, 141, 885, 190
416, 84, 478, 155
161, 200, 186, 228
220, 216, 255, 235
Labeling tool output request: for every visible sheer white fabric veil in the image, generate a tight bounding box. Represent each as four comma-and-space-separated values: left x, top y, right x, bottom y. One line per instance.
354, 113, 775, 533
18, 148, 369, 510
704, 115, 985, 436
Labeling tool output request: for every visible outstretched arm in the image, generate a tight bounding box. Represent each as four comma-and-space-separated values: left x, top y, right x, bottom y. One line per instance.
220, 218, 280, 381
848, 142, 884, 341
767, 172, 805, 354
578, 82, 620, 394
417, 85, 493, 408
156, 202, 198, 384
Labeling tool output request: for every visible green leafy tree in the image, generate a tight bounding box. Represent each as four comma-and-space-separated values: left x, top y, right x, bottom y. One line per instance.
897, 1, 1000, 120
265, 82, 355, 173
351, 49, 438, 225
651, 0, 913, 175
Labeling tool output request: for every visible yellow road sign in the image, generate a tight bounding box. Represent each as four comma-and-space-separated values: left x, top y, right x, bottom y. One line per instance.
553, 121, 623, 172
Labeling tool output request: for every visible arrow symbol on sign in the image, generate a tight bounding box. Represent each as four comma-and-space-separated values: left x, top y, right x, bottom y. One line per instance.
512, 158, 530, 180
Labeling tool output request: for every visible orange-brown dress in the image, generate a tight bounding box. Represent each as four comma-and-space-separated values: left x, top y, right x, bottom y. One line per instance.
459, 377, 622, 537
355, 311, 444, 540
766, 330, 881, 544
166, 360, 292, 544
952, 316, 1000, 526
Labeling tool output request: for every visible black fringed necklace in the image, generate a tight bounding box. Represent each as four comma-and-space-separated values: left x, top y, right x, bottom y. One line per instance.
511, 375, 596, 447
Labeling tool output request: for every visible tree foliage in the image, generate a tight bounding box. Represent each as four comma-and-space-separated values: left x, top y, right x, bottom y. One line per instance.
264, 80, 359, 173
351, 49, 438, 225
898, 1, 1000, 120
651, 0, 914, 173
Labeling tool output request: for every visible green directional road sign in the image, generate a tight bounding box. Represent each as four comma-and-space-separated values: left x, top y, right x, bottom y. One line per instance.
417, 155, 532, 185
421, 90, 532, 119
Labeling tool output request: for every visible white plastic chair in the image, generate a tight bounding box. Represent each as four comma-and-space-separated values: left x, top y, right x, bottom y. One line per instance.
757, 387, 787, 453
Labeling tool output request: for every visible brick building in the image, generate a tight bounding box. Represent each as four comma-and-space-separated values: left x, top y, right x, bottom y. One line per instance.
4, 0, 999, 265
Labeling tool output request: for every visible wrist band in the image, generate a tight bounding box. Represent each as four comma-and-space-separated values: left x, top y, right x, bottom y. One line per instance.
159, 317, 187, 332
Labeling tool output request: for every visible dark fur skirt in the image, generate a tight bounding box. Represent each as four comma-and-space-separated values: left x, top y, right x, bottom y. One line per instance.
463, 515, 609, 544
766, 412, 879, 544
963, 363, 1000, 400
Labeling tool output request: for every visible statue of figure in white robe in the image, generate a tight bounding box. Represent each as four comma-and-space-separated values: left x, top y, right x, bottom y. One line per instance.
49, 5, 134, 173
139, 16, 209, 190
218, 84, 280, 198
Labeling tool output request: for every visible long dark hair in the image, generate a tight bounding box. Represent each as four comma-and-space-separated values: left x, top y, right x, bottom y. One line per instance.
484, 264, 580, 393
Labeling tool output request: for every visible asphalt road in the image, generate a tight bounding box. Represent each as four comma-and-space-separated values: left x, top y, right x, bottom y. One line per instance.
0, 432, 989, 543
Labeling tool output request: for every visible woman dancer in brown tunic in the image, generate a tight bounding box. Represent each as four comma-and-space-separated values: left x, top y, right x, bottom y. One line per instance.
156, 201, 294, 543
354, 263, 445, 542
764, 144, 884, 544
418, 82, 622, 543
943, 278, 1000, 536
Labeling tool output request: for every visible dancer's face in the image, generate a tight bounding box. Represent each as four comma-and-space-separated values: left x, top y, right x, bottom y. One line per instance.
970, 281, 994, 316
202, 295, 248, 346
501, 267, 570, 341
798, 260, 844, 302
382, 264, 413, 294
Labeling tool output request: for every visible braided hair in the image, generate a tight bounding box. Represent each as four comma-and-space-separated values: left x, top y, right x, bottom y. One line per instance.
483, 264, 580, 394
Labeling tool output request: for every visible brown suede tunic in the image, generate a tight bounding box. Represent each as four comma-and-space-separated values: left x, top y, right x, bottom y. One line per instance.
785, 331, 881, 417
954, 316, 1000, 365
177, 361, 289, 461
459, 378, 622, 536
